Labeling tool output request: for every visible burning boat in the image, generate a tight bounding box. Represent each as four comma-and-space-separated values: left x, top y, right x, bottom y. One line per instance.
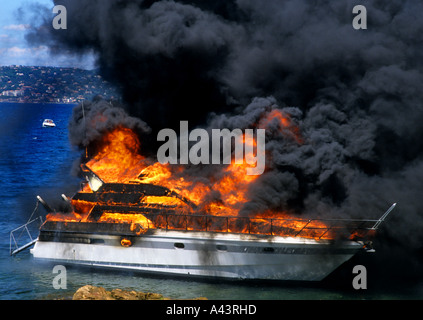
11, 123, 396, 281
16, 163, 395, 281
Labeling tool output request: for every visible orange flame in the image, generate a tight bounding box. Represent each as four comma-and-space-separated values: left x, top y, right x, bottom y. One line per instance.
258, 109, 303, 144
45, 110, 356, 240
87, 126, 148, 183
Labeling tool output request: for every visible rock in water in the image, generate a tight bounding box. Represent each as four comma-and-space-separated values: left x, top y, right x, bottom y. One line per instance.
73, 285, 115, 300
72, 285, 164, 300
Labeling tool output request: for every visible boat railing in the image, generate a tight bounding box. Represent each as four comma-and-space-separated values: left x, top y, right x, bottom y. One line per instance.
10, 216, 44, 256
140, 203, 396, 240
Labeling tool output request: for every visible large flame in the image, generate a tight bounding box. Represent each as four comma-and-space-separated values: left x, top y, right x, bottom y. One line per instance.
46, 109, 352, 240
86, 126, 147, 183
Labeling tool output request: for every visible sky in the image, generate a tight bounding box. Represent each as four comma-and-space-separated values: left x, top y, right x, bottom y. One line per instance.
0, 0, 95, 69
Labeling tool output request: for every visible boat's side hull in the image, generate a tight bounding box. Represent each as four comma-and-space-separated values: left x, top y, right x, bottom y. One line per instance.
31, 230, 362, 281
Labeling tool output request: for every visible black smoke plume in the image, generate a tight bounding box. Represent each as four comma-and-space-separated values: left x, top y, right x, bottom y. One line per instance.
68, 97, 151, 149
26, 0, 423, 283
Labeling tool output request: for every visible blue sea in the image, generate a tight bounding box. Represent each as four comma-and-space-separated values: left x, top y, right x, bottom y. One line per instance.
0, 102, 422, 300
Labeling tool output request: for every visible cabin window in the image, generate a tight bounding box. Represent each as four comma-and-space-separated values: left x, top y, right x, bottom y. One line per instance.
263, 247, 275, 253
174, 242, 185, 249
216, 245, 227, 251
90, 239, 105, 244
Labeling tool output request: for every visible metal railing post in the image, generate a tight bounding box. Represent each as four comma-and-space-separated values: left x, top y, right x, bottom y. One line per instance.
166, 213, 168, 231
294, 220, 311, 237
372, 203, 397, 229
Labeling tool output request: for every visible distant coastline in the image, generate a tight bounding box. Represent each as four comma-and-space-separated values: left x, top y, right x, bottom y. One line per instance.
0, 101, 77, 105
0, 65, 119, 105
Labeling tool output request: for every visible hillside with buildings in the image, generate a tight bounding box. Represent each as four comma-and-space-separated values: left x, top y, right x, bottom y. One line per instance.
0, 66, 119, 104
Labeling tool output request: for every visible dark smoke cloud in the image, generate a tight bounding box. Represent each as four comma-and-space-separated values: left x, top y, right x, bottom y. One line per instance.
26, 0, 423, 278
67, 96, 152, 176
68, 96, 151, 149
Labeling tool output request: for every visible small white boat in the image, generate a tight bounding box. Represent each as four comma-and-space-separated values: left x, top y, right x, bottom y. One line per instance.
42, 119, 56, 127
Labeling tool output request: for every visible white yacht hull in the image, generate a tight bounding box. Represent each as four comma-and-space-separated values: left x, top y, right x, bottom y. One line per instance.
31, 228, 362, 281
